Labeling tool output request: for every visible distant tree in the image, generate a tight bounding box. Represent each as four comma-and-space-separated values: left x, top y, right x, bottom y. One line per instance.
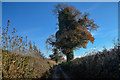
46, 4, 99, 62
37, 49, 45, 59
49, 48, 64, 63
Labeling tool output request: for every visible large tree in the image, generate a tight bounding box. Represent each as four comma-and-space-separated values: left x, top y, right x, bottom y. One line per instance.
46, 4, 99, 62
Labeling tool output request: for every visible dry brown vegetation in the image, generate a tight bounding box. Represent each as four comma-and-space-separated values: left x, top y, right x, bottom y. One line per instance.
61, 47, 120, 79
2, 20, 43, 58
2, 50, 56, 79
1, 20, 56, 79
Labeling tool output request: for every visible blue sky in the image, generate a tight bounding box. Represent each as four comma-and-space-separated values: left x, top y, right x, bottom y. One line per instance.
2, 2, 118, 58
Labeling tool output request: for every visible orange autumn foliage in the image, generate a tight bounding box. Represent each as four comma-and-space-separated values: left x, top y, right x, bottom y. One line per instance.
90, 37, 95, 44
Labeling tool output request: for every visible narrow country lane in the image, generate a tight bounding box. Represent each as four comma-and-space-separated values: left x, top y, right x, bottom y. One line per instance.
52, 65, 71, 80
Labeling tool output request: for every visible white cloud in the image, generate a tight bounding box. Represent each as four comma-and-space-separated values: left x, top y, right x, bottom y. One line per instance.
74, 56, 83, 59
91, 47, 97, 50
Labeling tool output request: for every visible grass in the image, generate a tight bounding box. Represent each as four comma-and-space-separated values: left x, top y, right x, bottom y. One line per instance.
2, 50, 56, 79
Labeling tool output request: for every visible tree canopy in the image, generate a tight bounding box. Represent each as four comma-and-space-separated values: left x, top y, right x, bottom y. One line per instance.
46, 4, 99, 62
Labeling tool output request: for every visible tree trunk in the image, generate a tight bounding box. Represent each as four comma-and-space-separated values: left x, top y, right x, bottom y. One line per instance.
55, 58, 58, 63
66, 50, 74, 62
